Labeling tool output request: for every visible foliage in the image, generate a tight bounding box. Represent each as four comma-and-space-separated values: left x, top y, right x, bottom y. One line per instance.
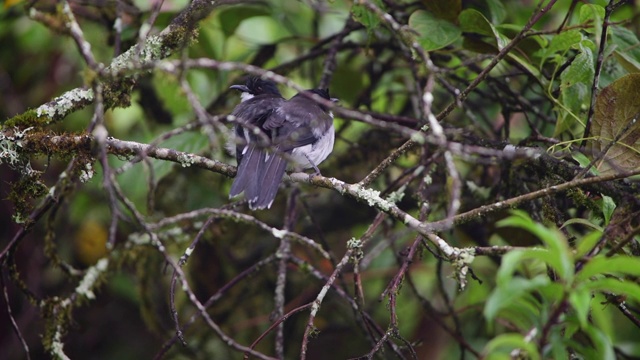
1, 0, 640, 359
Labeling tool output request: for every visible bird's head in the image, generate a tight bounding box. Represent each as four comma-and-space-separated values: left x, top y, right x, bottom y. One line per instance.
309, 88, 339, 111
230, 77, 281, 102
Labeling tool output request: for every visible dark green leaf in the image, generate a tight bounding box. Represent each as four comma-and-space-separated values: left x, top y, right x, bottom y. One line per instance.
535, 30, 582, 66
422, 0, 461, 23
497, 211, 573, 280
568, 287, 591, 328
577, 256, 640, 281
610, 25, 640, 73
485, 0, 507, 24
579, 3, 605, 35
483, 333, 541, 360
459, 9, 496, 37
352, 0, 383, 30
575, 230, 603, 259
601, 195, 616, 225
218, 7, 270, 37
582, 325, 616, 360
485, 275, 550, 322
586, 277, 640, 305
408, 10, 461, 51
555, 41, 595, 136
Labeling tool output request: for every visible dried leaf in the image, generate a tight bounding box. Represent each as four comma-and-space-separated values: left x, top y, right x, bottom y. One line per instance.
588, 73, 640, 175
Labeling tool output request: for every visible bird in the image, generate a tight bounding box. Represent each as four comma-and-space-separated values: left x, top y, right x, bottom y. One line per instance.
228, 77, 336, 210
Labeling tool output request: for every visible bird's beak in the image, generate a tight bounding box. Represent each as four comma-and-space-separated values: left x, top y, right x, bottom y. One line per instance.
330, 97, 339, 103
230, 84, 249, 92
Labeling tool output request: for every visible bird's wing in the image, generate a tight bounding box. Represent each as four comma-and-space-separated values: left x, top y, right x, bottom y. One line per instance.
232, 95, 284, 164
265, 96, 333, 152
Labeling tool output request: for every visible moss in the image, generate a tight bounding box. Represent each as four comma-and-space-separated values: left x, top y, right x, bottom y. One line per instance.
8, 173, 48, 224
103, 77, 136, 110
3, 109, 50, 128
20, 130, 93, 160
41, 297, 73, 357
161, 24, 199, 52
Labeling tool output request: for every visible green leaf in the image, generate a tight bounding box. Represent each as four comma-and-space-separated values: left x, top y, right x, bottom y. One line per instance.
561, 42, 595, 89
574, 230, 603, 260
579, 3, 605, 35
495, 248, 544, 285
485, 275, 550, 322
536, 30, 583, 66
459, 9, 507, 50
601, 195, 616, 225
483, 333, 541, 360
422, 0, 461, 23
555, 41, 595, 136
408, 10, 461, 51
560, 218, 603, 232
587, 73, 640, 175
352, 0, 383, 30
459, 9, 495, 37
613, 51, 640, 74
577, 256, 640, 281
582, 325, 616, 360
568, 287, 591, 328
234, 16, 292, 44
485, 0, 506, 24
572, 152, 599, 175
549, 330, 570, 359
218, 7, 271, 37
497, 211, 573, 281
610, 25, 640, 73
585, 277, 640, 305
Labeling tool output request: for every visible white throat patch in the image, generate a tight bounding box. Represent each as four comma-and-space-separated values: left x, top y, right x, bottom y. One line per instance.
240, 92, 254, 102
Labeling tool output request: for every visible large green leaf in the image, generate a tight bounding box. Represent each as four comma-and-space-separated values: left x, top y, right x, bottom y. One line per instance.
218, 7, 271, 37
610, 25, 640, 73
483, 333, 541, 360
579, 3, 605, 36
587, 73, 640, 175
554, 41, 595, 136
497, 211, 573, 281
422, 0, 461, 23
408, 10, 461, 51
484, 275, 550, 322
585, 277, 640, 305
535, 30, 583, 67
577, 256, 640, 281
568, 287, 591, 328
352, 0, 383, 30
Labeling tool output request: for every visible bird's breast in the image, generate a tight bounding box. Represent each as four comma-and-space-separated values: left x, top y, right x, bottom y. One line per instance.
290, 127, 335, 170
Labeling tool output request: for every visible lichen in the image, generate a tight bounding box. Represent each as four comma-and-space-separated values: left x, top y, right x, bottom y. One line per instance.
177, 153, 196, 167
385, 185, 406, 204
35, 88, 94, 121
451, 248, 476, 291
272, 228, 287, 239
75, 258, 109, 300
79, 163, 94, 183
352, 184, 393, 211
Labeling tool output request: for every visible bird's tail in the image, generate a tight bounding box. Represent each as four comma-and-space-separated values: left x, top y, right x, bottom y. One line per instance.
230, 145, 263, 205
230, 146, 289, 210
253, 151, 288, 209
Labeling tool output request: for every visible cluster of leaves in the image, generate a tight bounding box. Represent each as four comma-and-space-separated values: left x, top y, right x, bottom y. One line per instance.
485, 211, 640, 359
1, 0, 640, 359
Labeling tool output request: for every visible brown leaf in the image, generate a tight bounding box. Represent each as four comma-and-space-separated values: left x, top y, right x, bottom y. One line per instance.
588, 73, 640, 175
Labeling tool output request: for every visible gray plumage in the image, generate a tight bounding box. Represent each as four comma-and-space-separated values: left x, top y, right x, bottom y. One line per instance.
229, 78, 335, 210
